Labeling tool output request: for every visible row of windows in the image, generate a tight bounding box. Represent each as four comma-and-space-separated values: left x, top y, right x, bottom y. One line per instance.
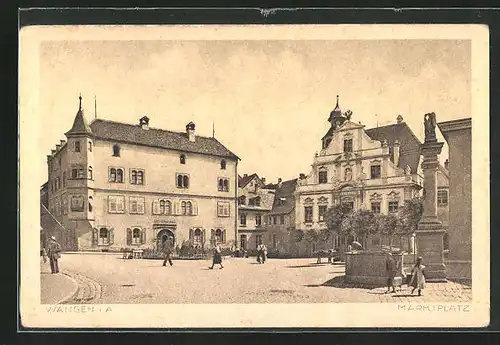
73, 140, 93, 153
92, 227, 228, 246
304, 205, 329, 223
303, 200, 400, 223
71, 140, 229, 171
318, 164, 382, 184
189, 228, 228, 246
238, 195, 261, 206
151, 199, 198, 216
108, 168, 144, 184
268, 214, 286, 225
239, 213, 263, 227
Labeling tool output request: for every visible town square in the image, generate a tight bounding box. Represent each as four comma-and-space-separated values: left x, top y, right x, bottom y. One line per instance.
32, 31, 478, 312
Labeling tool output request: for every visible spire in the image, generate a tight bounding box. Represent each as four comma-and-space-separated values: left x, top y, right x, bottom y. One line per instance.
334, 95, 340, 112
94, 95, 97, 120
65, 94, 93, 137
328, 94, 345, 124
212, 121, 215, 138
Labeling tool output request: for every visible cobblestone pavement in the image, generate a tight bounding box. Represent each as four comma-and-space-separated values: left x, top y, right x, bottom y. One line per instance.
49, 253, 471, 304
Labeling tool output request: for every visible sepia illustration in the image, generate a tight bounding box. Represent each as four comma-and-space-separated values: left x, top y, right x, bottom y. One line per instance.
20, 24, 489, 328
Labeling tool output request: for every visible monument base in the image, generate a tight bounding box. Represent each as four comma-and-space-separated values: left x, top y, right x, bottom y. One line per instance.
416, 224, 447, 282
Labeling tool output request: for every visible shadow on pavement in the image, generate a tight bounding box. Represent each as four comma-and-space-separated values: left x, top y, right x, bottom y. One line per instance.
304, 275, 387, 290
287, 263, 332, 268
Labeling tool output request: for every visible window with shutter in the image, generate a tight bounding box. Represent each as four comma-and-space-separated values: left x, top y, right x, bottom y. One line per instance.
141, 229, 146, 244
117, 196, 125, 213
137, 198, 145, 214
223, 229, 226, 243
132, 228, 141, 244
192, 202, 198, 215
152, 200, 160, 215
189, 229, 194, 241
109, 228, 114, 244
202, 229, 206, 246
92, 228, 99, 246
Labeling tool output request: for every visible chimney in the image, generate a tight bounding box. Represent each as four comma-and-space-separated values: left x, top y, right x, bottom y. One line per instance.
278, 178, 283, 188
444, 159, 449, 170
261, 177, 266, 184
393, 140, 400, 166
299, 173, 306, 179
186, 122, 196, 142
244, 174, 248, 177
397, 115, 403, 124
139, 115, 150, 130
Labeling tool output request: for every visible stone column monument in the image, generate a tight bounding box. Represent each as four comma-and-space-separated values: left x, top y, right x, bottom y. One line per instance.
416, 112, 447, 281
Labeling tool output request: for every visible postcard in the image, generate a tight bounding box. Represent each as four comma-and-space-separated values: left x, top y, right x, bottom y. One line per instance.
19, 23, 489, 328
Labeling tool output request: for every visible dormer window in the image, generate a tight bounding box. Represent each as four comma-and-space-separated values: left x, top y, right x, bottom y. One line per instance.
220, 160, 226, 170
113, 144, 120, 157
180, 154, 186, 164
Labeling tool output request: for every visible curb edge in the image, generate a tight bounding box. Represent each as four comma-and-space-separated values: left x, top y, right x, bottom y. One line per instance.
58, 271, 79, 304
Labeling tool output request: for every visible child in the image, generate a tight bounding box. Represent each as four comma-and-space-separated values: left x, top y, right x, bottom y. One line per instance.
409, 256, 426, 296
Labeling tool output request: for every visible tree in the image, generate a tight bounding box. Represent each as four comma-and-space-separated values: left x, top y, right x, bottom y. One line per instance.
325, 203, 353, 250
378, 213, 402, 253
343, 210, 379, 249
398, 197, 424, 235
304, 229, 321, 254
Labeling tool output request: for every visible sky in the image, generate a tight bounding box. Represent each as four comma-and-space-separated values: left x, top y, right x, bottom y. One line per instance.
38, 39, 470, 186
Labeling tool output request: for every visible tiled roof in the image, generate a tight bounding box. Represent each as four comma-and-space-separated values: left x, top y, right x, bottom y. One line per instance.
365, 122, 422, 173
89, 119, 239, 160
66, 109, 93, 136
238, 173, 259, 188
265, 178, 298, 215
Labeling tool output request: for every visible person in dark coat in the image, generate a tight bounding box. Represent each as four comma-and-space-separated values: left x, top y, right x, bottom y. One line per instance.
47, 236, 61, 274
162, 237, 174, 267
209, 244, 224, 269
385, 252, 397, 293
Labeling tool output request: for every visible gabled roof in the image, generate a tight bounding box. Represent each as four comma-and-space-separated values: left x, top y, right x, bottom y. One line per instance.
238, 173, 260, 188
89, 119, 239, 160
264, 178, 298, 215
365, 122, 422, 173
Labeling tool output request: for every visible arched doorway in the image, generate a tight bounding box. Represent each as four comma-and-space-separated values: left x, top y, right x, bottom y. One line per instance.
156, 229, 175, 249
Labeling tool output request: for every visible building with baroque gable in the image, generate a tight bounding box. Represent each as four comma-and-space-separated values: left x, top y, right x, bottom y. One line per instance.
237, 173, 275, 251
295, 96, 432, 252
44, 96, 239, 251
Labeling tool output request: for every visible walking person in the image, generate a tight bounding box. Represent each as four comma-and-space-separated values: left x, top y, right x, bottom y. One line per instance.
409, 257, 426, 296
47, 236, 61, 274
261, 243, 268, 264
385, 252, 397, 293
162, 237, 174, 267
209, 244, 224, 269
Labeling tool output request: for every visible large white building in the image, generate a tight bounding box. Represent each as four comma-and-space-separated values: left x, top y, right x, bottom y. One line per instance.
295, 96, 430, 251
43, 96, 239, 251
